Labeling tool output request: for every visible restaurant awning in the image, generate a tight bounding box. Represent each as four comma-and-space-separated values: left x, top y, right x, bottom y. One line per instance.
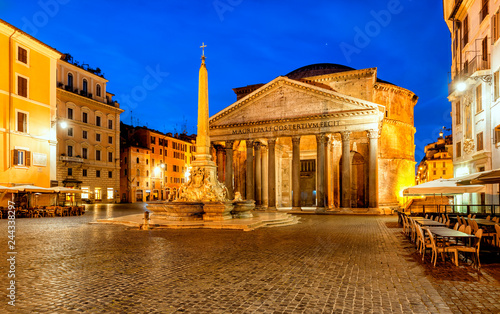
403, 178, 486, 196
9, 185, 55, 193
456, 169, 500, 185
49, 187, 83, 193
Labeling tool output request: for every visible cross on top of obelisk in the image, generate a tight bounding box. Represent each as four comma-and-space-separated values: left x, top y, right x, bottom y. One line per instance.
200, 42, 207, 56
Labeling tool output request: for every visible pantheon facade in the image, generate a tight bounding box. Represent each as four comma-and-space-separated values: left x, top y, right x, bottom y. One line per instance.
209, 64, 417, 212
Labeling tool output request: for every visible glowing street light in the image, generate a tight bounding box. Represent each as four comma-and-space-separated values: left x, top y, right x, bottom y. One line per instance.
456, 82, 467, 92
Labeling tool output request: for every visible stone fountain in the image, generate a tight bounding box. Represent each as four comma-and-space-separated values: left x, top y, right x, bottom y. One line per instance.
147, 45, 254, 221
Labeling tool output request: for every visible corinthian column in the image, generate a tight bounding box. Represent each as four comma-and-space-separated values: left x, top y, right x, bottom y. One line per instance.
368, 130, 379, 208
224, 140, 234, 200
316, 133, 326, 211
268, 138, 276, 209
254, 142, 262, 206
246, 140, 254, 200
292, 136, 301, 210
341, 131, 351, 208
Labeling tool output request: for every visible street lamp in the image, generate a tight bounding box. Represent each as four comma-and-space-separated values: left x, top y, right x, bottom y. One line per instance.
60, 121, 68, 129
456, 82, 466, 92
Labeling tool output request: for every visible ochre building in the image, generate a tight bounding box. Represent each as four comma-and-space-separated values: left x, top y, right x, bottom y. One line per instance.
209, 64, 417, 211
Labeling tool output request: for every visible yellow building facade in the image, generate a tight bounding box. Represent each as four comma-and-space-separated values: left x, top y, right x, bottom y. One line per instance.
416, 134, 454, 184
0, 20, 61, 187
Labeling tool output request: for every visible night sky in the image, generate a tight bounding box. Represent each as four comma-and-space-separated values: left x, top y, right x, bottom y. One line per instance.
2, 0, 451, 166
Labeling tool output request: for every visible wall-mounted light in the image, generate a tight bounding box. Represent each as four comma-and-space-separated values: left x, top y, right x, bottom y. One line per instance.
456, 82, 466, 92
60, 121, 68, 129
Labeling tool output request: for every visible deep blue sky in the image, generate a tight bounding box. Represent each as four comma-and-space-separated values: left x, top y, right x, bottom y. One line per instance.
2, 0, 451, 164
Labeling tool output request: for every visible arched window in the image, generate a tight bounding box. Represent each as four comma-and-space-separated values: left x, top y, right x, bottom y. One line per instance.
82, 79, 88, 94
96, 84, 101, 97
67, 73, 73, 88
146, 170, 149, 176
146, 159, 149, 165
137, 169, 140, 176
136, 157, 139, 163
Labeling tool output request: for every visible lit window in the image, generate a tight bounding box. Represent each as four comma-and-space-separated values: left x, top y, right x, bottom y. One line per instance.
81, 187, 89, 199
13, 149, 30, 166
107, 188, 114, 200
95, 188, 102, 200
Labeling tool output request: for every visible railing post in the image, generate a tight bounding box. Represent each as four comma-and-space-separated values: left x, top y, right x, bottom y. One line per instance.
467, 205, 470, 215
423, 205, 425, 216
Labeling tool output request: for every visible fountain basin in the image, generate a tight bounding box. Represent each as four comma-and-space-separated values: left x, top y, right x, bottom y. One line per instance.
232, 200, 255, 219
147, 201, 204, 221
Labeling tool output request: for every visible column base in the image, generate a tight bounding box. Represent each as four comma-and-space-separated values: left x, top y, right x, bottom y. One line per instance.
315, 207, 326, 213
292, 206, 302, 211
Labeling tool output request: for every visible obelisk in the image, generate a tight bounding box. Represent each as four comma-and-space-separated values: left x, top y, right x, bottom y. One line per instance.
192, 43, 217, 179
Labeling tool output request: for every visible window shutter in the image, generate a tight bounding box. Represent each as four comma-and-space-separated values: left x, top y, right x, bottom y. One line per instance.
25, 151, 30, 166
13, 150, 18, 165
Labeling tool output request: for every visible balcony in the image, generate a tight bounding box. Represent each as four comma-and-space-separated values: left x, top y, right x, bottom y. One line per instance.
60, 156, 84, 163
449, 52, 490, 95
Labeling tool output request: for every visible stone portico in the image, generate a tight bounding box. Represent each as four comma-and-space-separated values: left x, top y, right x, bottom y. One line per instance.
209, 64, 417, 212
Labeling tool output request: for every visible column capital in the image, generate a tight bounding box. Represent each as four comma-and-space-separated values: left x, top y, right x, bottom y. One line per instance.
367, 129, 380, 139
291, 136, 301, 145
246, 139, 254, 149
225, 140, 234, 149
253, 141, 262, 150
341, 131, 351, 142
268, 138, 277, 146
316, 133, 326, 144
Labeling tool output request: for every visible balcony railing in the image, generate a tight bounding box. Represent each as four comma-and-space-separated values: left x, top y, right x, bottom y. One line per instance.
449, 52, 490, 94
60, 156, 83, 163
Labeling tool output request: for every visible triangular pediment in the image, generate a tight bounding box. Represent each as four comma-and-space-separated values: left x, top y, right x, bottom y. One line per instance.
210, 76, 381, 127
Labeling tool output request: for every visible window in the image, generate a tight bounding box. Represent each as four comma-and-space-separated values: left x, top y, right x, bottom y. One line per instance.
96, 170, 101, 178
95, 188, 102, 200
482, 37, 488, 62
137, 169, 140, 176
146, 182, 149, 187
108, 171, 113, 178
442, 162, 445, 167
17, 46, 27, 64
455, 102, 461, 125
16, 111, 27, 133
494, 10, 500, 43
67, 73, 73, 88
82, 79, 88, 94
151, 136, 156, 144
443, 170, 446, 175
17, 75, 27, 97
146, 170, 149, 176
481, 0, 489, 22
433, 170, 437, 175
108, 152, 113, 162
83, 130, 88, 139
463, 16, 469, 47
13, 149, 30, 166
152, 147, 155, 154
495, 125, 500, 144
124, 169, 128, 176
124, 157, 127, 163
456, 142, 462, 158
67, 108, 73, 119
108, 120, 113, 130
96, 133, 101, 142
81, 187, 89, 199
477, 132, 484, 151
82, 147, 88, 159
476, 85, 482, 112
96, 150, 101, 161
83, 169, 87, 177
96, 116, 101, 127
82, 112, 88, 123
108, 136, 113, 144
68, 128, 73, 137
96, 84, 101, 97
160, 149, 162, 155
495, 71, 500, 101
137, 182, 140, 187
136, 157, 139, 163
146, 159, 149, 165
68, 168, 72, 176
107, 188, 114, 200
67, 145, 73, 157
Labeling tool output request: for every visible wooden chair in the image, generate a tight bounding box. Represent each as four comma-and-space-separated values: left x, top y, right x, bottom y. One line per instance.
453, 222, 460, 230
495, 224, 500, 248
455, 229, 483, 269
468, 219, 479, 233
428, 231, 458, 267
465, 225, 472, 235
486, 215, 491, 220
416, 225, 432, 261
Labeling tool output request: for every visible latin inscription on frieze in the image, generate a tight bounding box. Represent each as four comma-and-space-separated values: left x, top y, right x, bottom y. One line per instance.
231, 120, 340, 135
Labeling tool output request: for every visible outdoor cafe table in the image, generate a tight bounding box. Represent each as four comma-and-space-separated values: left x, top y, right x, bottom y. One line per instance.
424, 227, 477, 247
414, 219, 446, 227
471, 219, 498, 227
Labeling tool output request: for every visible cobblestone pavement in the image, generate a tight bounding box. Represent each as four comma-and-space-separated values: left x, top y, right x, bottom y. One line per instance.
1, 204, 500, 313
